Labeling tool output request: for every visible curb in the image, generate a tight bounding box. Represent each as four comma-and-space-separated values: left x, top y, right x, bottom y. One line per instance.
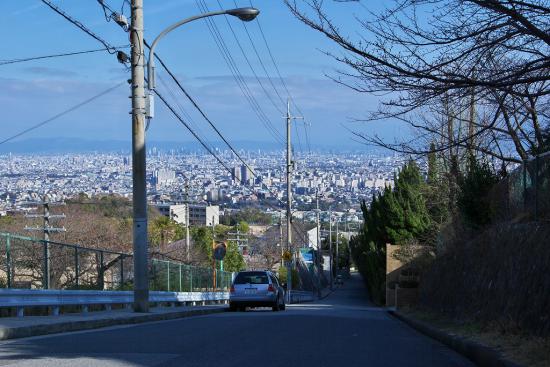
388, 310, 523, 367
0, 307, 227, 341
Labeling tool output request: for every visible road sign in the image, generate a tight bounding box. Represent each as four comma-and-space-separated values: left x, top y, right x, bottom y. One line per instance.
282, 250, 292, 261
213, 242, 227, 260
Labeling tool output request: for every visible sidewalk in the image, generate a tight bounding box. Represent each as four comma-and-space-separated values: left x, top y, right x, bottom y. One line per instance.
0, 305, 227, 341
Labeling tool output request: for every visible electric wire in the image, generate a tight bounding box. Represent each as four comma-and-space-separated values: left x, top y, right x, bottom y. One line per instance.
247, 0, 311, 155
0, 47, 127, 66
155, 88, 286, 210
0, 81, 125, 147
153, 77, 289, 214
231, 0, 287, 108
215, 0, 284, 115
147, 41, 265, 189
195, 0, 285, 145
40, 0, 123, 54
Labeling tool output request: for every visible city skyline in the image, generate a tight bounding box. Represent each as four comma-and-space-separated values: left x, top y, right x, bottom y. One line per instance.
0, 0, 405, 149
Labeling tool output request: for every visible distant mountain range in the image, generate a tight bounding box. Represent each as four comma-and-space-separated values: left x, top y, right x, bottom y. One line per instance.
0, 138, 373, 154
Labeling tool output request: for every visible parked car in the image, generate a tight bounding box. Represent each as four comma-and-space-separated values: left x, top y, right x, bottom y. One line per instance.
229, 271, 286, 312
335, 274, 344, 285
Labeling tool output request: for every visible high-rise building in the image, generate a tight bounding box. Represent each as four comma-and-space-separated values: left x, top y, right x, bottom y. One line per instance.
240, 164, 255, 186
231, 166, 241, 184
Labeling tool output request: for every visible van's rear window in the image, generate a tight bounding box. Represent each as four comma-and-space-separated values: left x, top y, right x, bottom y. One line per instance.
234, 272, 269, 284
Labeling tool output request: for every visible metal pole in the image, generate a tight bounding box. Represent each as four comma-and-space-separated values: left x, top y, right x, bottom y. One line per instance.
286, 99, 293, 302
131, 0, 149, 312
336, 220, 339, 275
74, 247, 79, 288
99, 250, 104, 290
6, 234, 11, 288
44, 200, 50, 289
186, 203, 190, 261
179, 264, 182, 292
329, 208, 333, 290
167, 261, 170, 291
120, 255, 124, 289
316, 191, 321, 298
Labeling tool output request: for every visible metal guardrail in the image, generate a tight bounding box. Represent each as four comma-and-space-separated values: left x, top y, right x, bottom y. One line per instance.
289, 290, 315, 303
0, 288, 229, 317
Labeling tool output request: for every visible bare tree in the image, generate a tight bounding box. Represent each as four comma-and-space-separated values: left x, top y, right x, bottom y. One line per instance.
286, 0, 550, 160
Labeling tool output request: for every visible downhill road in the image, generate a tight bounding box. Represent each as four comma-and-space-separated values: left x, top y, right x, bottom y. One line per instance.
0, 273, 474, 366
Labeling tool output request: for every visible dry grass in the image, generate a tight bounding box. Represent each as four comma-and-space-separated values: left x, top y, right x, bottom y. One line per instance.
402, 309, 550, 367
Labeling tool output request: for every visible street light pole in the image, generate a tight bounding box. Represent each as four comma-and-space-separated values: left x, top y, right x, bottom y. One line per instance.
130, 5, 258, 312
130, 0, 149, 313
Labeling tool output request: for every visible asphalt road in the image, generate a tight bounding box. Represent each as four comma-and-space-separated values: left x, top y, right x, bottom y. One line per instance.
0, 273, 474, 367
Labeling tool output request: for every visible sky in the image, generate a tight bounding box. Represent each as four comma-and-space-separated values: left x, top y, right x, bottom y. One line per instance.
0, 0, 404, 152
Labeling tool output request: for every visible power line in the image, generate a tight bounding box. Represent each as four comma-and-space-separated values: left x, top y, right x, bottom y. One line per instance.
0, 47, 127, 66
231, 0, 287, 108
156, 85, 287, 210
249, 0, 306, 118
0, 81, 125, 146
40, 0, 123, 54
216, 0, 284, 115
196, 0, 285, 145
146, 41, 263, 190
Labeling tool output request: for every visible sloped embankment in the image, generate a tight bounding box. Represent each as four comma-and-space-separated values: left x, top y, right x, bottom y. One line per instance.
419, 222, 550, 336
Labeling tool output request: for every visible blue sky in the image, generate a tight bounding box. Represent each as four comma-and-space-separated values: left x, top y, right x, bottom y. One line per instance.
0, 0, 403, 151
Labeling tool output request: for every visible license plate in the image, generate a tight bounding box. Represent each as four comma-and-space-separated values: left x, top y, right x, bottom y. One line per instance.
245, 288, 257, 295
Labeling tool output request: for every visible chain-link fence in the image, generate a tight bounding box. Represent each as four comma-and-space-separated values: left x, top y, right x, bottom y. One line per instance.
0, 233, 232, 292
489, 152, 550, 222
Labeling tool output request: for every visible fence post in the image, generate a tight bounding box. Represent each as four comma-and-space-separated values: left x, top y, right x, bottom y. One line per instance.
179, 264, 182, 292
43, 241, 49, 289
6, 234, 11, 288
98, 250, 104, 290
167, 261, 170, 291
74, 247, 79, 289
120, 255, 124, 289
190, 266, 193, 292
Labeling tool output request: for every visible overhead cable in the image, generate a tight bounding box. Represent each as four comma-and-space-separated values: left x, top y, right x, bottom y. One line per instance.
0, 47, 128, 66
0, 81, 125, 146
196, 0, 285, 145
41, 0, 123, 54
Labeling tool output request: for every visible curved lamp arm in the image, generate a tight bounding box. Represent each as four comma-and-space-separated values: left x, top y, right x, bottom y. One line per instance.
147, 7, 259, 91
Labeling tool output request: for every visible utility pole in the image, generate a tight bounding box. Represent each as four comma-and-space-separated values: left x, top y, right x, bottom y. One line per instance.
184, 182, 190, 262
284, 99, 303, 302
212, 216, 216, 290
279, 212, 283, 267
336, 219, 339, 276
315, 190, 321, 298
130, 0, 149, 313
329, 207, 333, 290
25, 196, 66, 289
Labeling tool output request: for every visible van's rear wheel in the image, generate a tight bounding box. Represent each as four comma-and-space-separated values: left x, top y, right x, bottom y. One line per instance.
272, 301, 280, 312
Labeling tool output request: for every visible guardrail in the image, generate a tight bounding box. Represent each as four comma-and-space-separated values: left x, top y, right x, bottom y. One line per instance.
0, 288, 229, 317
289, 290, 315, 303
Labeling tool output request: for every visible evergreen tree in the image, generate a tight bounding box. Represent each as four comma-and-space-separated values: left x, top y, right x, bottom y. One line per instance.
223, 241, 246, 272
458, 156, 499, 228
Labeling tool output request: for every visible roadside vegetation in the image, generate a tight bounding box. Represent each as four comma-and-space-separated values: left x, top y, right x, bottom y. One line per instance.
287, 0, 550, 358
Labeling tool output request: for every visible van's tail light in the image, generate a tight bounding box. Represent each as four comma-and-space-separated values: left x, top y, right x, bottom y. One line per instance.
230, 285, 235, 293
267, 284, 275, 293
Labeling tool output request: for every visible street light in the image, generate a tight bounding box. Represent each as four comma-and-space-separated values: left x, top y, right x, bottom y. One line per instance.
145, 7, 260, 118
